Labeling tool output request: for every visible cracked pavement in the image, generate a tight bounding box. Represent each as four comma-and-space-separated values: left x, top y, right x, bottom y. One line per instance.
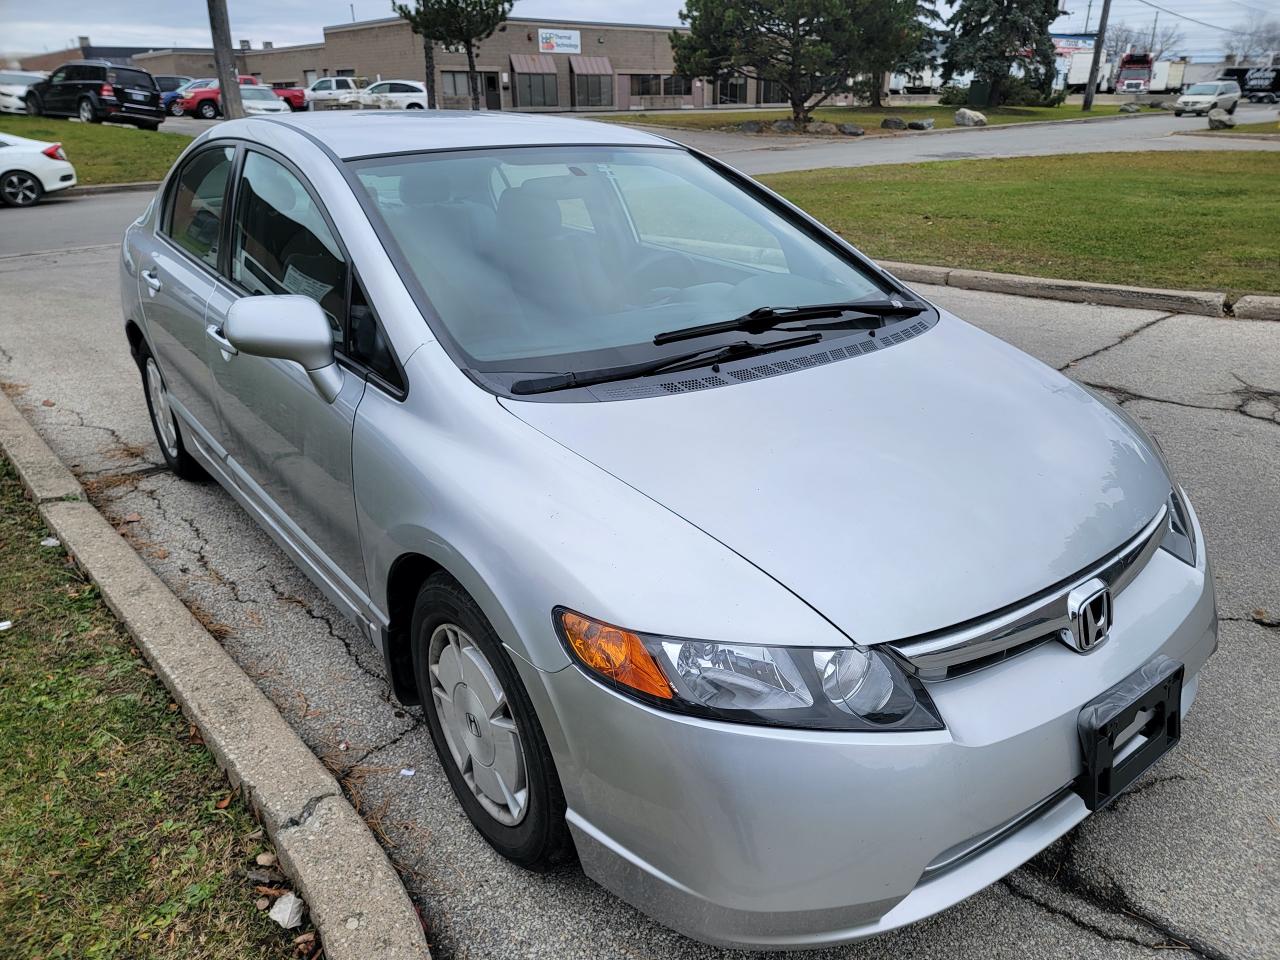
1, 222, 1276, 960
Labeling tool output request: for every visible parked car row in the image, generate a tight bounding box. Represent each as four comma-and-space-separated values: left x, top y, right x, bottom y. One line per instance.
0, 130, 76, 206
24, 60, 165, 129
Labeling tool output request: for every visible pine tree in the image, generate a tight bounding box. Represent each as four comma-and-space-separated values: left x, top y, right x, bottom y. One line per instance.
393, 0, 513, 110
942, 0, 1059, 106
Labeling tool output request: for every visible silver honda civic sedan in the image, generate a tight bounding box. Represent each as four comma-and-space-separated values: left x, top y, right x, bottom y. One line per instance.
120, 112, 1216, 949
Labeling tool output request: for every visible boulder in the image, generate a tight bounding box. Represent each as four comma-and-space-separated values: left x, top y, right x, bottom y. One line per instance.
772, 118, 798, 133
807, 121, 839, 134
953, 108, 987, 127
738, 120, 763, 133
1207, 108, 1235, 129
880, 116, 908, 130
838, 123, 865, 136
907, 118, 935, 130
1119, 102, 1141, 113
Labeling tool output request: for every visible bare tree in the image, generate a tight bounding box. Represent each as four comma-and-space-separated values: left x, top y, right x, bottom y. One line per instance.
1225, 13, 1280, 63
1149, 22, 1185, 60
1102, 21, 1139, 61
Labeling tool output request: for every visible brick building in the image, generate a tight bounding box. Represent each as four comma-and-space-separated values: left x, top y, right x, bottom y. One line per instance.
138, 15, 786, 112
17, 36, 160, 72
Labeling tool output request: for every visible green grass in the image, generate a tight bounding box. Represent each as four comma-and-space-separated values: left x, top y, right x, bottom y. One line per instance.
0, 456, 295, 959
1206, 119, 1280, 136
760, 151, 1280, 297
602, 103, 1128, 133
0, 115, 191, 186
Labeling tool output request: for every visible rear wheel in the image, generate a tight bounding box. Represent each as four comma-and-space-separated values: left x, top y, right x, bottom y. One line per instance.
134, 120, 161, 131
1226, 101, 1237, 115
77, 98, 99, 123
0, 171, 42, 207
406, 102, 424, 109
412, 574, 571, 870
136, 343, 207, 481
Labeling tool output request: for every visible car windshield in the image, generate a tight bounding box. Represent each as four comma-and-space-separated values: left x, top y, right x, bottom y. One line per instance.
240, 87, 276, 100
0, 72, 43, 85
1185, 84, 1218, 94
350, 145, 891, 373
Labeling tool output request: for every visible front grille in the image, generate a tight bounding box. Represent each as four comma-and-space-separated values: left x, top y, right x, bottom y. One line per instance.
890, 503, 1170, 681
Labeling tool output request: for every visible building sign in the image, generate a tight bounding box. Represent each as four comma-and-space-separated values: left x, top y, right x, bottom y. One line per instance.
1050, 34, 1096, 57
538, 29, 581, 54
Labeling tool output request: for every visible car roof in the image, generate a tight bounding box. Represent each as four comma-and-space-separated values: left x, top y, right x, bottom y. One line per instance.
221, 110, 675, 160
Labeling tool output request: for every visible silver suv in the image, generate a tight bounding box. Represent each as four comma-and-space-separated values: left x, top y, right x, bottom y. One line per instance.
121, 112, 1217, 949
1174, 80, 1242, 116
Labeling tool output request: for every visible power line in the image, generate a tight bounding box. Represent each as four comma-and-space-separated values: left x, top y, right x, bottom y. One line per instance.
1107, 0, 1234, 32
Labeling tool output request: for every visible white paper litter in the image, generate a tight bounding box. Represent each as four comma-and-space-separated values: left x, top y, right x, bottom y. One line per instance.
0, 621, 11, 631
269, 891, 305, 929
40, 537, 60, 547
399, 768, 416, 777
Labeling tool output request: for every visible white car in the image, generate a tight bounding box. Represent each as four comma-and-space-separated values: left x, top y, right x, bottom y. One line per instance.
304, 76, 360, 109
0, 70, 46, 115
1174, 81, 1242, 116
354, 79, 428, 109
0, 131, 76, 207
239, 86, 289, 115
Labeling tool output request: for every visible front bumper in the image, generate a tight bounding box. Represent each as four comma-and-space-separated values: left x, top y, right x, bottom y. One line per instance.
523, 511, 1217, 949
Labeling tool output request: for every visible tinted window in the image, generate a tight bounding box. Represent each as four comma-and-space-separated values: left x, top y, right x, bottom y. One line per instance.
348, 278, 403, 391
516, 73, 557, 106
164, 146, 234, 269
48, 69, 67, 84
231, 151, 347, 337
366, 82, 388, 94
313, 79, 332, 91
389, 82, 418, 93
108, 68, 153, 89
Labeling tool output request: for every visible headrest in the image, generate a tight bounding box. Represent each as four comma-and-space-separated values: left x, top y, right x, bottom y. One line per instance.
398, 169, 453, 207
496, 187, 561, 239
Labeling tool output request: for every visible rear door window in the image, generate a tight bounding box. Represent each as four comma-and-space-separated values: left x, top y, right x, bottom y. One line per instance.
109, 68, 155, 89
163, 146, 235, 269
230, 150, 348, 338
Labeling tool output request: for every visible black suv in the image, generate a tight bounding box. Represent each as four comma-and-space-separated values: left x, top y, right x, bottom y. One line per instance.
26, 60, 164, 129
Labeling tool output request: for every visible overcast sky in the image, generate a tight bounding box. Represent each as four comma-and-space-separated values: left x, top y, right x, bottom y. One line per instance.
0, 0, 1262, 62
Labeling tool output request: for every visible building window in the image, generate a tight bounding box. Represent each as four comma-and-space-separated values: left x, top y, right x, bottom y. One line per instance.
516, 72, 558, 107
717, 76, 747, 104
573, 73, 612, 107
758, 79, 784, 103
662, 75, 693, 97
629, 74, 661, 97
442, 71, 471, 97
336, 69, 355, 77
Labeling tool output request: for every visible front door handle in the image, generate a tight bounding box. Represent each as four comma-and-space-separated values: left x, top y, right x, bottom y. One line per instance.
205, 323, 238, 357
141, 268, 162, 293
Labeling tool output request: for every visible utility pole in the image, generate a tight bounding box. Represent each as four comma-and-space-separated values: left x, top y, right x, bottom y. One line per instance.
1082, 0, 1113, 111
1148, 11, 1158, 55
207, 0, 244, 120
1084, 0, 1093, 33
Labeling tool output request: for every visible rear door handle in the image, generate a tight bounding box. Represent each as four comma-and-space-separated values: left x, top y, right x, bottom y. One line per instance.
205, 323, 238, 357
141, 268, 162, 293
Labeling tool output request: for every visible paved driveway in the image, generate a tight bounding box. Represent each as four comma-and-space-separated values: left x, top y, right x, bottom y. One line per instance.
0, 217, 1276, 959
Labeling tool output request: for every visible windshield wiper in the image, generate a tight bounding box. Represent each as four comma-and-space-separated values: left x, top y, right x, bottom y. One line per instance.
509, 333, 823, 396
653, 298, 927, 346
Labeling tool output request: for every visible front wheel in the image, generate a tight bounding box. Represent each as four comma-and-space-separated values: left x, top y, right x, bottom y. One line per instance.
169, 100, 184, 116
1226, 101, 1237, 115
24, 95, 41, 117
77, 98, 99, 123
406, 102, 424, 109
412, 574, 572, 870
137, 344, 207, 481
0, 170, 42, 207
197, 101, 218, 120
1173, 110, 1183, 117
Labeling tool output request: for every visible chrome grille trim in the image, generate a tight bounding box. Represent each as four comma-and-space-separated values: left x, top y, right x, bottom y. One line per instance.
891, 504, 1169, 681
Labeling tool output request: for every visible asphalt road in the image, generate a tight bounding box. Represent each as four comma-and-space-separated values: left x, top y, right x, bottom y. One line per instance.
0, 201, 1276, 960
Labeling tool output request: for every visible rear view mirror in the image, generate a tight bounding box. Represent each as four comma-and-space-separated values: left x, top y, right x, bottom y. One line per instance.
223, 295, 343, 402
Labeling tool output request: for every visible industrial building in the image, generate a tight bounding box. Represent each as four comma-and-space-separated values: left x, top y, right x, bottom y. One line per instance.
129, 15, 788, 111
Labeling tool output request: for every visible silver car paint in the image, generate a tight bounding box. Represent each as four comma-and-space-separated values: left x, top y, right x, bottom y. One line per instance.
120, 113, 1217, 949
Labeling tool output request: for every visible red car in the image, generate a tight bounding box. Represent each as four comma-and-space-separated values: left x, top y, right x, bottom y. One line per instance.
268, 84, 307, 110
176, 76, 259, 119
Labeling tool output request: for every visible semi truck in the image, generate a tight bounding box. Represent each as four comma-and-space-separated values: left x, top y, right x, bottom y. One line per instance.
1116, 53, 1154, 94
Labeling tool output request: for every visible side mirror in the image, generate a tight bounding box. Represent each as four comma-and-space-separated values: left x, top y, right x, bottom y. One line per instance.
223, 295, 343, 402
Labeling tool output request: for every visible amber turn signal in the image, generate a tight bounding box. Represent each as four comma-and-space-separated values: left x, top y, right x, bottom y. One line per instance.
558, 610, 674, 700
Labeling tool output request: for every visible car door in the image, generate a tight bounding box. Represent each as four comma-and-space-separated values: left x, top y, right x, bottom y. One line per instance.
205, 146, 368, 591
308, 78, 332, 104
361, 81, 388, 106
44, 66, 73, 115
135, 143, 237, 454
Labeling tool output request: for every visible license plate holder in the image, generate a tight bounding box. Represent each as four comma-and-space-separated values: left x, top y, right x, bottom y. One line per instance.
1075, 655, 1183, 811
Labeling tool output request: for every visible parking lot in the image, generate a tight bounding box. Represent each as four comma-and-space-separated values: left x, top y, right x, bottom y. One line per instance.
0, 196, 1275, 959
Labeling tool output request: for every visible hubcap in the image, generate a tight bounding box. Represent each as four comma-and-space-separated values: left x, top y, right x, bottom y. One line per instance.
145, 358, 180, 458
79, 100, 93, 122
1, 173, 38, 206
428, 623, 528, 826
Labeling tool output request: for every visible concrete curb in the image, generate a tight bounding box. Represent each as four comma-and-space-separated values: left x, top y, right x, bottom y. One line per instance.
67, 181, 161, 197
879, 261, 1231, 318
1232, 295, 1280, 321
0, 391, 431, 960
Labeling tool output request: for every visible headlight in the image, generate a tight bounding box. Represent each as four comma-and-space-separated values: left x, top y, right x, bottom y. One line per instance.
1161, 487, 1197, 567
555, 609, 943, 731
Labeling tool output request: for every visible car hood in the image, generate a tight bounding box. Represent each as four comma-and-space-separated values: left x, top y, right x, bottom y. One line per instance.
499, 313, 1170, 645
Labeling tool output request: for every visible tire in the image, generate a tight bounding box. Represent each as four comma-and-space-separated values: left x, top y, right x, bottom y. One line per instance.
197, 101, 218, 120
1226, 101, 1237, 115
135, 341, 207, 481
412, 574, 571, 870
133, 120, 161, 131
169, 100, 184, 116
0, 170, 42, 207
406, 102, 424, 109
24, 94, 41, 117
77, 98, 99, 123
1173, 110, 1182, 117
